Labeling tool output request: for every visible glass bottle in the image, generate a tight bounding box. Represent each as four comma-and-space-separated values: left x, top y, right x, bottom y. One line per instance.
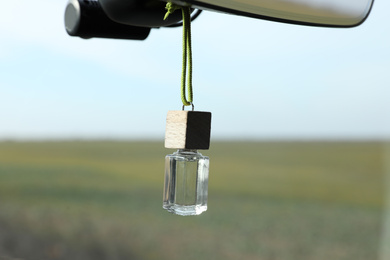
163, 149, 209, 216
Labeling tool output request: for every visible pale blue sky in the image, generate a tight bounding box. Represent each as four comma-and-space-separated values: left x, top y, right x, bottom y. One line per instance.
0, 0, 389, 140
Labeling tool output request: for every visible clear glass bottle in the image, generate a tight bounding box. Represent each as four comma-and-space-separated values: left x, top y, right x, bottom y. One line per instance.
163, 149, 209, 216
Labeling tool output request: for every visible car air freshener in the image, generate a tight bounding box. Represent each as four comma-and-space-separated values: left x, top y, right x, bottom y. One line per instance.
163, 4, 212, 216
163, 110, 211, 216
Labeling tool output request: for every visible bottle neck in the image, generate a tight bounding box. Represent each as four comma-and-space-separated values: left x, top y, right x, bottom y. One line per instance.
176, 149, 199, 155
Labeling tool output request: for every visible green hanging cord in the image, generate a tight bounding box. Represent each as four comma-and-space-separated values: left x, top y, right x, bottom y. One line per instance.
182, 7, 193, 106
164, 3, 193, 107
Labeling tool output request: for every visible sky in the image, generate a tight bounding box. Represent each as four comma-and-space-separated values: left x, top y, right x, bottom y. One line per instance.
0, 0, 389, 140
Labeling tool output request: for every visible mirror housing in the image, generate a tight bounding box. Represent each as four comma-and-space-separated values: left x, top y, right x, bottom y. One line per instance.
65, 0, 375, 41
180, 0, 375, 27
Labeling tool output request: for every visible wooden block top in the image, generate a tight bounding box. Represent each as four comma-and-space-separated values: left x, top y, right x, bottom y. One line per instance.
165, 111, 211, 150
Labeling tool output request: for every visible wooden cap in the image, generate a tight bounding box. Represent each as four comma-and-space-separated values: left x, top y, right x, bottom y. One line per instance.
165, 111, 211, 150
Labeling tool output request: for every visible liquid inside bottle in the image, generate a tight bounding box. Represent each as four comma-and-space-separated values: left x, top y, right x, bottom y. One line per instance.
163, 149, 209, 216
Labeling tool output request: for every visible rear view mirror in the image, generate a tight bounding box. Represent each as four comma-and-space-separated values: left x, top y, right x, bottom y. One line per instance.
65, 0, 375, 41
178, 0, 374, 27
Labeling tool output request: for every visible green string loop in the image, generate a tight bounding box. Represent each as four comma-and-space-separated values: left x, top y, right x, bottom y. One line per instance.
181, 7, 193, 106
164, 3, 193, 107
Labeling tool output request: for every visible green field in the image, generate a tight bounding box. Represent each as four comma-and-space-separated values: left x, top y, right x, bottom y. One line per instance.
0, 141, 385, 260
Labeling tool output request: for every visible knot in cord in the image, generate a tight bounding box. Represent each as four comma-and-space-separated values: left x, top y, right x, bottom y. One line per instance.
164, 2, 181, 20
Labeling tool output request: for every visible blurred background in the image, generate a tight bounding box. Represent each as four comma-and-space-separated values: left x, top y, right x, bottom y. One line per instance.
0, 0, 389, 260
